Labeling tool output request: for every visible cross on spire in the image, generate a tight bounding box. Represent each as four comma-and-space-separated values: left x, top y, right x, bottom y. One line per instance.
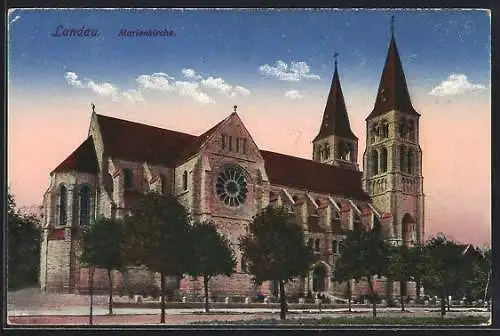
391, 15, 395, 36
91, 103, 95, 113
233, 105, 238, 113
334, 52, 340, 69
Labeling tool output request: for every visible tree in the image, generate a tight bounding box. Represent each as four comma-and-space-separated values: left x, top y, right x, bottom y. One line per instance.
387, 245, 412, 311
420, 235, 467, 317
123, 192, 191, 324
408, 243, 425, 301
239, 206, 314, 320
186, 221, 236, 312
80, 217, 126, 315
8, 190, 41, 290
332, 252, 355, 312
334, 227, 390, 319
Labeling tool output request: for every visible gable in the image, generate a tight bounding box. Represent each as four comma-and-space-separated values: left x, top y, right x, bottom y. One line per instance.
51, 137, 99, 175
201, 112, 264, 163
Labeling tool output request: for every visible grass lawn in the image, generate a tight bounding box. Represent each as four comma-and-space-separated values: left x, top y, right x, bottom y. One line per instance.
193, 315, 490, 326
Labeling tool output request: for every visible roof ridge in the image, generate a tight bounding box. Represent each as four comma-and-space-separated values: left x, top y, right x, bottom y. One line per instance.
260, 149, 362, 173
96, 113, 197, 137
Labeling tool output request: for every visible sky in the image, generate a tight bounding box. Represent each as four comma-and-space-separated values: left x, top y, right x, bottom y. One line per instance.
7, 8, 491, 247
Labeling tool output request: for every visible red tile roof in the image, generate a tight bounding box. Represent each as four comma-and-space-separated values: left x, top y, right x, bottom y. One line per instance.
97, 114, 196, 166
52, 137, 98, 174
54, 113, 370, 203
366, 35, 420, 121
260, 150, 370, 201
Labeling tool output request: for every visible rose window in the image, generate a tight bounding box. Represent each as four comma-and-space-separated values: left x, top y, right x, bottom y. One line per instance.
215, 166, 248, 207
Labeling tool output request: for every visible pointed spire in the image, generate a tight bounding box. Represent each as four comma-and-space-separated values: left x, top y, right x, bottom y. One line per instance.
366, 16, 420, 121
313, 53, 357, 142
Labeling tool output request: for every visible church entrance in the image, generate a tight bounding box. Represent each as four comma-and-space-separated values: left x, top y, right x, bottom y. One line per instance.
312, 264, 327, 292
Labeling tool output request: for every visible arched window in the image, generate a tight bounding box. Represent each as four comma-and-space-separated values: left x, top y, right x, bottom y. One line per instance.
380, 120, 389, 138
400, 146, 407, 172
57, 185, 67, 227
292, 195, 299, 203
407, 149, 413, 174
241, 255, 248, 273
79, 185, 91, 227
408, 120, 415, 141
123, 168, 133, 190
307, 238, 313, 249
399, 119, 407, 139
380, 147, 388, 172
315, 144, 322, 161
371, 149, 379, 176
370, 123, 378, 143
182, 171, 188, 191
315, 198, 321, 207
160, 174, 167, 194
314, 239, 321, 252
324, 143, 330, 159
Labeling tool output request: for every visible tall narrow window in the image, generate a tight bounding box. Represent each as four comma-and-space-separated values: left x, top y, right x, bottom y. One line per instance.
407, 149, 413, 174
371, 149, 379, 176
123, 168, 133, 190
79, 185, 91, 227
242, 138, 248, 154
332, 240, 338, 254
408, 120, 415, 141
182, 170, 188, 191
228, 136, 233, 151
399, 119, 407, 139
315, 239, 320, 252
236, 138, 240, 153
57, 185, 67, 227
400, 146, 407, 173
380, 147, 388, 172
221, 134, 227, 150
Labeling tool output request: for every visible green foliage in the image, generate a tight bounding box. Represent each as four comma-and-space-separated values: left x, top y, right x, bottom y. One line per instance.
123, 192, 191, 276
239, 206, 314, 284
80, 216, 126, 315
387, 245, 411, 283
187, 221, 236, 279
240, 206, 314, 320
80, 217, 125, 271
186, 221, 236, 312
8, 191, 41, 290
333, 228, 390, 281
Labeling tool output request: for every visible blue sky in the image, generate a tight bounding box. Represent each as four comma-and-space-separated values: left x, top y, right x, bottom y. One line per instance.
8, 9, 490, 95
7, 9, 491, 246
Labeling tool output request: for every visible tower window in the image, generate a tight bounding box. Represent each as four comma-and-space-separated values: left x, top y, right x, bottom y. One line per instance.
236, 138, 240, 152
370, 124, 378, 143
182, 170, 188, 191
371, 149, 379, 176
228, 136, 233, 151
380, 120, 389, 138
338, 141, 352, 161
399, 119, 407, 139
407, 149, 413, 174
400, 146, 407, 173
408, 120, 415, 141
315, 144, 322, 161
57, 185, 67, 227
380, 147, 388, 172
79, 185, 91, 227
324, 143, 330, 159
308, 238, 313, 249
123, 168, 133, 190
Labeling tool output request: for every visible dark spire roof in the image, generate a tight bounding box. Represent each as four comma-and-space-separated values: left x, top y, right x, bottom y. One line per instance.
314, 56, 357, 142
366, 27, 420, 121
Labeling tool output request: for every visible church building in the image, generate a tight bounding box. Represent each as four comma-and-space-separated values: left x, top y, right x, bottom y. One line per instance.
39, 22, 424, 300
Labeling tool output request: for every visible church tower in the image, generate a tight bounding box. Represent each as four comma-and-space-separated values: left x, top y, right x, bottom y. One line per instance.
362, 18, 425, 245
313, 54, 359, 170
